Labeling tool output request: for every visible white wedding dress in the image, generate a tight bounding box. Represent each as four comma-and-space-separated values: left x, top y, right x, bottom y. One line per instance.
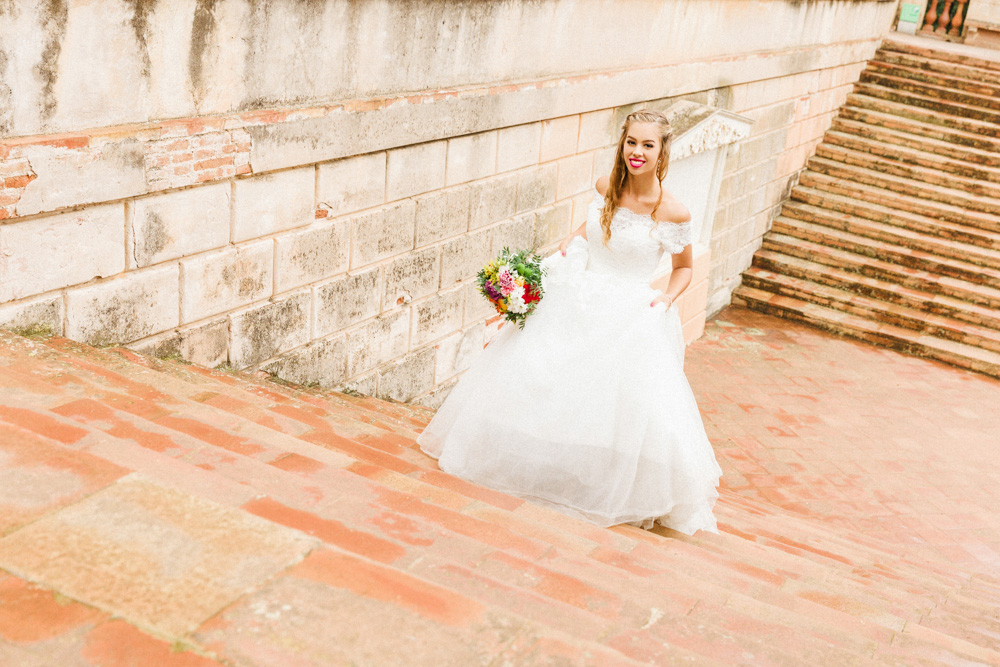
417, 190, 722, 534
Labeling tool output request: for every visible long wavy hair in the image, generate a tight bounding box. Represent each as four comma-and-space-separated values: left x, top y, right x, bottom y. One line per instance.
600, 110, 674, 243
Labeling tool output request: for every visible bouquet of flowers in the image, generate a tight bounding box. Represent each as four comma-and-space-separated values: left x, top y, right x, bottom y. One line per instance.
477, 247, 546, 329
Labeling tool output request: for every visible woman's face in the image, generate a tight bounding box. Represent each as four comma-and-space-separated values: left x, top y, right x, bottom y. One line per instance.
622, 122, 661, 178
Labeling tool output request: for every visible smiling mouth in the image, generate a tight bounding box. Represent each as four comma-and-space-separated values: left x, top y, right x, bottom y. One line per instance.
628, 159, 645, 168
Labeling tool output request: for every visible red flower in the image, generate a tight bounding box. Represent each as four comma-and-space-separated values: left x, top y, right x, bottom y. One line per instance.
523, 286, 540, 304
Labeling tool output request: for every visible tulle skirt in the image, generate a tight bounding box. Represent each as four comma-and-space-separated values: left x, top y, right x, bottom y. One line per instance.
417, 239, 722, 535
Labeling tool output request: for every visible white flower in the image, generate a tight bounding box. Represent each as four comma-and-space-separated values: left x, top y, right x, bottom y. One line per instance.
507, 285, 528, 313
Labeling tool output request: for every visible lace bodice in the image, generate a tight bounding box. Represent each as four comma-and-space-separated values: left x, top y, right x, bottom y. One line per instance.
584, 191, 692, 283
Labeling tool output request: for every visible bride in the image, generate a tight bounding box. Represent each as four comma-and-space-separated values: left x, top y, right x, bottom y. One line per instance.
417, 110, 722, 535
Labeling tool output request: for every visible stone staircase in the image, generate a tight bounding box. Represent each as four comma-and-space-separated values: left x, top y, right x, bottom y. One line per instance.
2, 327, 1000, 665
734, 36, 1000, 378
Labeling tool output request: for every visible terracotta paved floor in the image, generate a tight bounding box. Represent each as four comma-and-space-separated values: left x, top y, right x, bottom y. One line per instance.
689, 307, 1000, 577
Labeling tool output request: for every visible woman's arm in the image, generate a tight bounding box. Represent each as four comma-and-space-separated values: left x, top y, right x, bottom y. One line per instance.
650, 244, 693, 309
650, 195, 693, 309
559, 221, 587, 256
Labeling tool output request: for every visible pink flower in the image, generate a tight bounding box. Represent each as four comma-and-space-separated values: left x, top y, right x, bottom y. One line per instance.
498, 267, 516, 296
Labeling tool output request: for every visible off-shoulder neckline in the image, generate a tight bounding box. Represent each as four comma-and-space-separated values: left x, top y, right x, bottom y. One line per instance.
593, 189, 688, 226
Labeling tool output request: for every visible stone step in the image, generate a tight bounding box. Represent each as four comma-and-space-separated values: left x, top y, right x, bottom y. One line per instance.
830, 115, 1000, 166
861, 65, 1000, 107
706, 494, 997, 620
760, 231, 1000, 311
9, 338, 703, 567
871, 50, 1000, 88
9, 332, 1000, 664
796, 170, 999, 234
742, 267, 1000, 354
817, 138, 1000, 196
750, 247, 1000, 334
825, 122, 1000, 177
806, 155, 1000, 216
853, 81, 1000, 124
733, 286, 1000, 379
0, 370, 915, 663
769, 217, 1000, 290
710, 501, 1000, 656
881, 37, 1000, 74
784, 191, 1000, 255
11, 334, 988, 620
779, 199, 1000, 268
844, 92, 1000, 139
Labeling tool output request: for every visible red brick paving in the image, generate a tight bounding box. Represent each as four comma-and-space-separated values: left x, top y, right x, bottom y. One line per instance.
690, 307, 1000, 575
0, 308, 999, 665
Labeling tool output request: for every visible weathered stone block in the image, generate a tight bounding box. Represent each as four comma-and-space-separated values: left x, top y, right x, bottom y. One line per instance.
130, 184, 230, 268
491, 213, 535, 254
571, 190, 596, 229
592, 146, 617, 179
578, 109, 616, 151
0, 294, 64, 336
556, 154, 593, 201
440, 229, 491, 287
233, 167, 315, 243
412, 378, 457, 410
384, 247, 439, 307
497, 123, 541, 173
469, 174, 518, 230
66, 265, 179, 347
274, 219, 350, 293
229, 290, 311, 368
340, 371, 378, 397
180, 239, 273, 324
262, 335, 347, 388
386, 141, 446, 201
0, 204, 125, 303
414, 187, 470, 247
539, 115, 580, 162
464, 281, 496, 326
515, 164, 557, 213
317, 152, 386, 218
350, 200, 416, 268
15, 140, 147, 217
434, 323, 485, 384
446, 131, 497, 186
130, 318, 229, 369
314, 267, 381, 337
376, 347, 436, 403
533, 201, 573, 249
346, 308, 410, 376
412, 287, 463, 347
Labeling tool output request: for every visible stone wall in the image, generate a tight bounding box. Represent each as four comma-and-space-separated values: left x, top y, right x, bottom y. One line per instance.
0, 0, 897, 405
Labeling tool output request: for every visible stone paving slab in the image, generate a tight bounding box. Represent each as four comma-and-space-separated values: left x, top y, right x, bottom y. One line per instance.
0, 423, 127, 536
0, 476, 316, 637
192, 546, 645, 667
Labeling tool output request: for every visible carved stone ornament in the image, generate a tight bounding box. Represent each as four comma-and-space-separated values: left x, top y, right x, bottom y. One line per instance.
662, 100, 753, 162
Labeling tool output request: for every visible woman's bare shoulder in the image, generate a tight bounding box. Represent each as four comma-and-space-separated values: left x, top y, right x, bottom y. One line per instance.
595, 175, 610, 197
653, 190, 691, 224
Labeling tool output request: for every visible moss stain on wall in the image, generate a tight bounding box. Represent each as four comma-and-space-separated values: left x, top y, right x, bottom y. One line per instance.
35, 0, 68, 123
189, 0, 221, 108
125, 0, 155, 78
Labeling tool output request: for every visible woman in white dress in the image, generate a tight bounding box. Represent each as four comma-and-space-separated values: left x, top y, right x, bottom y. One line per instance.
418, 110, 722, 535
